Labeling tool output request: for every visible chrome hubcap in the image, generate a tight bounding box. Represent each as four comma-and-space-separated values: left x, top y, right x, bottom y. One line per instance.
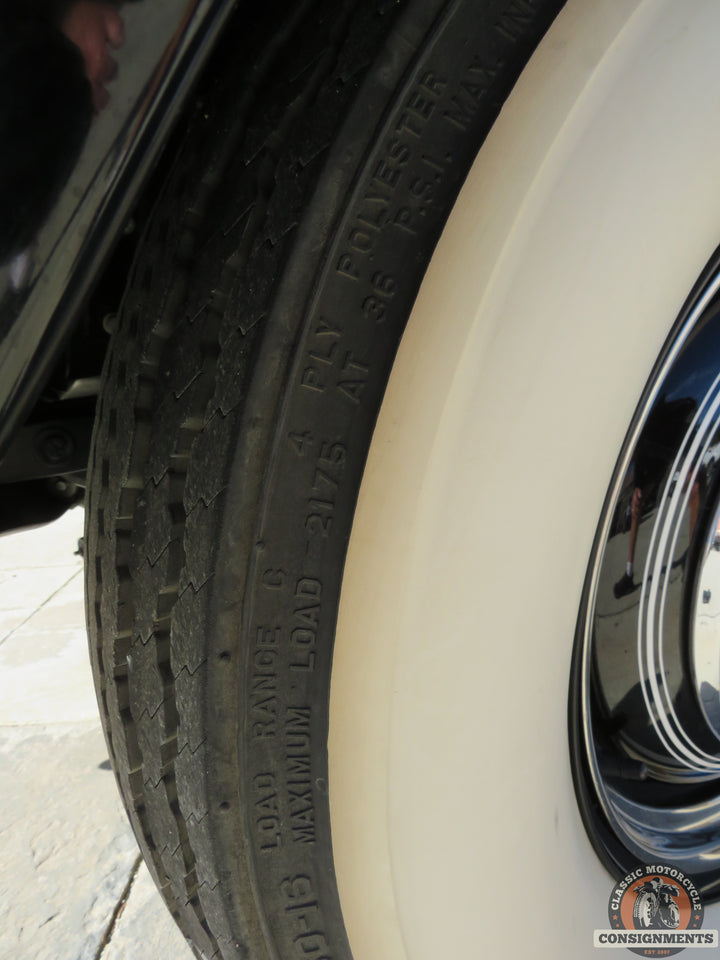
572, 250, 720, 893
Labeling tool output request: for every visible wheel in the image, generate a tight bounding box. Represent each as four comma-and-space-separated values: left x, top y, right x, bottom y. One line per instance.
632, 891, 657, 929
85, 2, 563, 959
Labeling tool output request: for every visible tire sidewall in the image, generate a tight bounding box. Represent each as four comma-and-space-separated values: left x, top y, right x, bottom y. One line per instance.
210, 0, 565, 955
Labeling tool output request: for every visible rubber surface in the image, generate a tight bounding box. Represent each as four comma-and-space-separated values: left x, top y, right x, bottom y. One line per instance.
85, 1, 565, 958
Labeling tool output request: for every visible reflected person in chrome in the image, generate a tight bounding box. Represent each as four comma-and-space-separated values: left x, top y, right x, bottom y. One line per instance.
0, 0, 127, 272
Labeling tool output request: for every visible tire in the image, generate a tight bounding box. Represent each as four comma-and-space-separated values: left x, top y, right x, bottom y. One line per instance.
84, 2, 564, 959
632, 892, 657, 929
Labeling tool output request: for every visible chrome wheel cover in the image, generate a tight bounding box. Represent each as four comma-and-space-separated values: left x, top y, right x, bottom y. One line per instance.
572, 251, 720, 894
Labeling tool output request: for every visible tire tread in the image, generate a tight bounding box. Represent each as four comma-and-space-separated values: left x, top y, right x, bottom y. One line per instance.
86, 3, 396, 957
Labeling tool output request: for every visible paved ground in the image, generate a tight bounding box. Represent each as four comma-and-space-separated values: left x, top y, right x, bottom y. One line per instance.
0, 506, 195, 960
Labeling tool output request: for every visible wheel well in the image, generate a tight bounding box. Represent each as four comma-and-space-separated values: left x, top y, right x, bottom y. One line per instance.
0, 141, 176, 533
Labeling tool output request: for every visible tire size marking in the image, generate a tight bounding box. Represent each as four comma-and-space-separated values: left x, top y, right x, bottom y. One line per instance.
281, 875, 333, 960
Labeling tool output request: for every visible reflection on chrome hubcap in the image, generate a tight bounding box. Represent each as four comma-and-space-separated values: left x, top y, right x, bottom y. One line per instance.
692, 500, 720, 742
571, 249, 720, 896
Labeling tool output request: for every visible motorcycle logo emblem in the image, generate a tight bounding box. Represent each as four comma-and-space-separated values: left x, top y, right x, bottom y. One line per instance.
630, 876, 683, 931
594, 864, 717, 955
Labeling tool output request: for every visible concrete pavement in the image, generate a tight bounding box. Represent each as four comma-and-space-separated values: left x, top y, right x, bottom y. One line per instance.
0, 506, 195, 960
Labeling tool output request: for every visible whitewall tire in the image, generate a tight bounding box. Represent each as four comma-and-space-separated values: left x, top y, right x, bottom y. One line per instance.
329, 2, 720, 958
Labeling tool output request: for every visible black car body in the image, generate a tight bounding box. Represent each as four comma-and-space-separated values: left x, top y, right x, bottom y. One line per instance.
0, 0, 234, 529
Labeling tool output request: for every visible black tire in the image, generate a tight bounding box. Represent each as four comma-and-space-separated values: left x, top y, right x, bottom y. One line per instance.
85, 1, 565, 958
633, 891, 657, 929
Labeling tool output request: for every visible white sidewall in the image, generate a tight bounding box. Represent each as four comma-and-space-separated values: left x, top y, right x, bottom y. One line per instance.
329, 2, 720, 958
